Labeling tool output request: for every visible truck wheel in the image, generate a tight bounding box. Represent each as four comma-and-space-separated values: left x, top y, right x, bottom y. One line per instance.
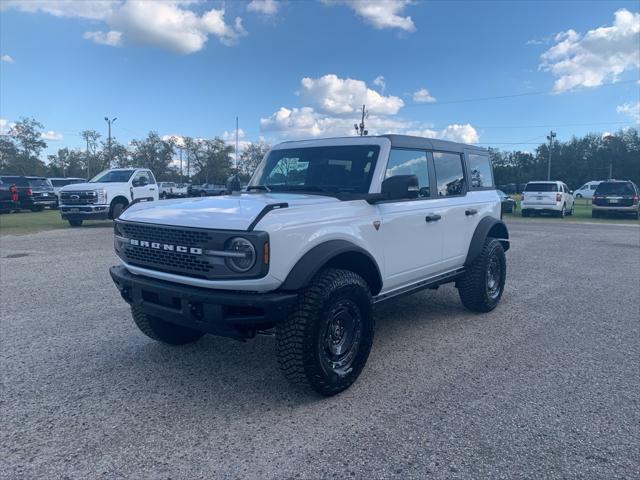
131, 306, 204, 345
31, 206, 44, 212
521, 209, 530, 217
68, 219, 83, 227
111, 202, 125, 219
276, 268, 374, 396
457, 238, 506, 313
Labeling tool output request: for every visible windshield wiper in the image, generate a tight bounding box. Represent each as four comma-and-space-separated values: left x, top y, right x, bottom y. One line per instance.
246, 185, 271, 192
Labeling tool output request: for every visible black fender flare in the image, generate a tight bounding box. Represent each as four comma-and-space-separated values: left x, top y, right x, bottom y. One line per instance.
280, 240, 383, 294
464, 217, 510, 266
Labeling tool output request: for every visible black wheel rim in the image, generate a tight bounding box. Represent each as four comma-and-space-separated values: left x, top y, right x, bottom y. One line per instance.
319, 299, 362, 376
486, 254, 502, 300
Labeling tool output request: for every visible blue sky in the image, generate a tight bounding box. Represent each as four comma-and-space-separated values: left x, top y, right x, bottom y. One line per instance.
1, 0, 639, 156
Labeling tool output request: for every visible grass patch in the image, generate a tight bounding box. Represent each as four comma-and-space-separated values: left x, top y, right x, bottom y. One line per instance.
504, 197, 639, 224
0, 209, 112, 236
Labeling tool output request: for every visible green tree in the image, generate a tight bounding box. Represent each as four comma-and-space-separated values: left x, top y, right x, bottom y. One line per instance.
80, 129, 102, 177
239, 141, 270, 181
130, 132, 175, 179
184, 136, 233, 184
3, 117, 47, 175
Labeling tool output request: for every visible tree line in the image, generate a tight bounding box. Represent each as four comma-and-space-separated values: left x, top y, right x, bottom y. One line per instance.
1, 117, 638, 188
0, 117, 270, 184
490, 128, 639, 189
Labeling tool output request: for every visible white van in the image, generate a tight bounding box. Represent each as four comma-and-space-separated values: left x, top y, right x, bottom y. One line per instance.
573, 181, 602, 199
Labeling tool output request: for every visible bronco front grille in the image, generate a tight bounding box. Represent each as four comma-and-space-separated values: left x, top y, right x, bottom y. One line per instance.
123, 246, 212, 278
121, 222, 214, 246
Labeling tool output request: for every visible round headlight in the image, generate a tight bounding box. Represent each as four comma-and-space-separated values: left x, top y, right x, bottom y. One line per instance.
225, 237, 256, 273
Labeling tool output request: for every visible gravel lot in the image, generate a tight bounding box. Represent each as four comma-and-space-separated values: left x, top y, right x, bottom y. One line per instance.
1, 220, 639, 479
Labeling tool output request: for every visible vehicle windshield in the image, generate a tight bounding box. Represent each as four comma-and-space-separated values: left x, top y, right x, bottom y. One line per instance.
250, 145, 380, 194
525, 183, 558, 192
90, 170, 135, 183
28, 178, 51, 187
595, 182, 635, 195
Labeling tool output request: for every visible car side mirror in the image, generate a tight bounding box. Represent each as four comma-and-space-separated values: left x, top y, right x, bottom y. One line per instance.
381, 175, 419, 200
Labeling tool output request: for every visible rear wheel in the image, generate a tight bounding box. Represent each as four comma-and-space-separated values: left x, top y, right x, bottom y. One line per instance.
68, 219, 83, 227
557, 204, 566, 218
276, 268, 374, 396
30, 206, 44, 212
457, 238, 506, 313
131, 306, 204, 345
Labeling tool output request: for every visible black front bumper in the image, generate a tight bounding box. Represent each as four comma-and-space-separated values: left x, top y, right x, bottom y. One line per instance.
109, 265, 297, 338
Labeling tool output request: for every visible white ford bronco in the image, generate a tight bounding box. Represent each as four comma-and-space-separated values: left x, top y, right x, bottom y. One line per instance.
110, 136, 509, 395
59, 168, 159, 226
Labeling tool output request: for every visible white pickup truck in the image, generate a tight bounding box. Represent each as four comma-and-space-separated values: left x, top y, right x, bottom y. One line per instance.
59, 168, 159, 226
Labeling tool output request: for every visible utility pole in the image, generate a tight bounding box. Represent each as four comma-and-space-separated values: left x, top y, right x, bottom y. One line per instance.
104, 116, 117, 165
85, 136, 90, 179
546, 130, 556, 181
235, 116, 240, 173
179, 146, 183, 181
354, 105, 368, 136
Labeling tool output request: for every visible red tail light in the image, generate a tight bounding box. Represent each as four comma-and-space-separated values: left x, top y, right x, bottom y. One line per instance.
556, 193, 562, 202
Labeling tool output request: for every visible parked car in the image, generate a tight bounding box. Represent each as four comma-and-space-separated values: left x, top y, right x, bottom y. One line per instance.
26, 177, 57, 211
0, 177, 20, 213
497, 190, 517, 215
49, 177, 86, 207
592, 180, 639, 219
59, 168, 159, 227
158, 182, 176, 199
0, 175, 34, 211
521, 181, 574, 217
109, 134, 510, 395
189, 183, 227, 197
573, 180, 602, 199
173, 183, 189, 197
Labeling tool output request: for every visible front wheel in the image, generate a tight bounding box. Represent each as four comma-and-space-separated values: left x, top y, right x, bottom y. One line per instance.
131, 306, 204, 345
457, 238, 506, 313
277, 269, 374, 396
68, 219, 83, 227
111, 202, 125, 219
521, 209, 530, 217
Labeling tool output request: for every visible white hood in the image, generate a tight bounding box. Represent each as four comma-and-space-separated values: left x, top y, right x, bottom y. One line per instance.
119, 193, 339, 231
59, 182, 110, 191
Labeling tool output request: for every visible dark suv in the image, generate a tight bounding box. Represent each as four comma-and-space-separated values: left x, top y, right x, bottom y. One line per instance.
27, 177, 57, 211
592, 180, 639, 219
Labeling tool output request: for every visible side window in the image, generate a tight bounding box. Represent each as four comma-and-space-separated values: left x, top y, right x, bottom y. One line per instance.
590, 185, 597, 190
133, 171, 150, 185
385, 149, 430, 198
467, 153, 494, 188
146, 171, 156, 184
433, 152, 466, 197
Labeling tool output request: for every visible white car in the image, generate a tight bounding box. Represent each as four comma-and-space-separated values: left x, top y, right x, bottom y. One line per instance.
59, 168, 159, 227
158, 182, 176, 199
573, 180, 602, 199
109, 135, 510, 395
521, 181, 574, 217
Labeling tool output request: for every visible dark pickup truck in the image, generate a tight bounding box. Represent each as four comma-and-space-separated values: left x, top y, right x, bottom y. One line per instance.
27, 177, 57, 211
0, 177, 19, 213
0, 175, 34, 211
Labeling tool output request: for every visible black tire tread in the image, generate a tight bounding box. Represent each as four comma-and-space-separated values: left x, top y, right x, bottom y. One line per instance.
276, 268, 373, 396
457, 238, 506, 313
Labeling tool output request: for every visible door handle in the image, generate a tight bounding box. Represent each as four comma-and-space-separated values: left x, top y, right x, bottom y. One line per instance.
149, 188, 156, 191
465, 209, 478, 216
425, 214, 441, 223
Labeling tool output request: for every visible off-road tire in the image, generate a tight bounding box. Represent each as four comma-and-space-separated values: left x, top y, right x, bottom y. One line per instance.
68, 219, 83, 227
131, 306, 204, 345
276, 268, 374, 396
457, 238, 506, 313
111, 202, 126, 220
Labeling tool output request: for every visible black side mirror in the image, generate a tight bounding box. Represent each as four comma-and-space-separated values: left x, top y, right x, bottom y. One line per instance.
381, 175, 419, 200
226, 174, 241, 194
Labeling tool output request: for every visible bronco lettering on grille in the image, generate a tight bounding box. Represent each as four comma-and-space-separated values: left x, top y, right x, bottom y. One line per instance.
129, 238, 202, 255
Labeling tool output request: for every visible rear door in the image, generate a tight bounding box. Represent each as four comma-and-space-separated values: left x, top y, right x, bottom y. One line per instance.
524, 182, 558, 206
377, 148, 444, 290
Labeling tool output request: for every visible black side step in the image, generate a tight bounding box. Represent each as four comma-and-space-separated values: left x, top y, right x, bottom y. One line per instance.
373, 268, 465, 304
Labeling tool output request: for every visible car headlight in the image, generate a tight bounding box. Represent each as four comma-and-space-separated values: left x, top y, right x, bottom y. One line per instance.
96, 189, 107, 204
225, 237, 256, 272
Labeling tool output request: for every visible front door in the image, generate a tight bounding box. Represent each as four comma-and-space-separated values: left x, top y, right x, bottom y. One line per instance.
377, 148, 444, 291
131, 170, 156, 201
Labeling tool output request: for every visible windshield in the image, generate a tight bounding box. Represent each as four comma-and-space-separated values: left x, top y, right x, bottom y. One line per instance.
595, 182, 635, 195
28, 178, 51, 187
250, 145, 380, 194
90, 170, 135, 183
525, 182, 558, 192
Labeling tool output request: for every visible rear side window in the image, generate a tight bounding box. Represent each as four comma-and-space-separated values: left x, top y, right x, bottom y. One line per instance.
595, 182, 635, 195
385, 149, 430, 197
467, 153, 494, 189
525, 183, 558, 192
433, 152, 465, 197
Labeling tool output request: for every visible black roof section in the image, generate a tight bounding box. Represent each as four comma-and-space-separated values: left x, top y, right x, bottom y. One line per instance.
381, 135, 487, 153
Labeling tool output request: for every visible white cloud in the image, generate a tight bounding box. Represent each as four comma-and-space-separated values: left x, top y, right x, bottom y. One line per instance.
373, 75, 386, 92
322, 0, 416, 32
1, 54, 14, 63
83, 30, 123, 46
0, 118, 11, 134
300, 74, 404, 116
540, 9, 640, 92
247, 0, 279, 16
406, 124, 479, 144
3, 0, 247, 53
617, 101, 640, 122
412, 88, 436, 103
41, 130, 64, 141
